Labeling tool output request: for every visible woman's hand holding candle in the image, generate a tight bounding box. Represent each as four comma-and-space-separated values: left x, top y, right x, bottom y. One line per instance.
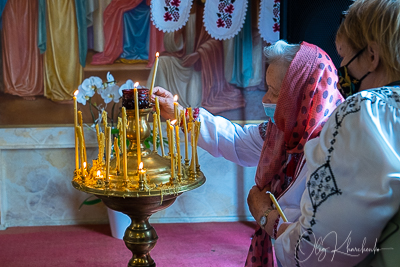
151, 87, 183, 121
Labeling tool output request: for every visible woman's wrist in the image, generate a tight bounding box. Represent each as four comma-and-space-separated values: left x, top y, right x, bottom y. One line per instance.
263, 210, 280, 237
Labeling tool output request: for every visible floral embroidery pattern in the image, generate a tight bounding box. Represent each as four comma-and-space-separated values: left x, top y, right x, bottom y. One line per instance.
272, 0, 280, 32
164, 0, 181, 22
216, 0, 235, 28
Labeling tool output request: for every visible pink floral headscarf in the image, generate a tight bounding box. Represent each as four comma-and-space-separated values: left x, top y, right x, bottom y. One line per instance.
256, 41, 344, 193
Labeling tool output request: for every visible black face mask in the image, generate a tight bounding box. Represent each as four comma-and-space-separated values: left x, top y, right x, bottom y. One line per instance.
338, 48, 371, 98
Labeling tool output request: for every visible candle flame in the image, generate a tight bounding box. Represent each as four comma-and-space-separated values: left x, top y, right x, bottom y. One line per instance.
173, 95, 178, 102
139, 162, 143, 170
74, 90, 79, 96
97, 170, 101, 177
83, 162, 87, 168
171, 119, 177, 126
134, 82, 139, 88
155, 52, 159, 57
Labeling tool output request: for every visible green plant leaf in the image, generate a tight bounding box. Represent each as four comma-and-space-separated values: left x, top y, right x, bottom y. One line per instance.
78, 195, 102, 210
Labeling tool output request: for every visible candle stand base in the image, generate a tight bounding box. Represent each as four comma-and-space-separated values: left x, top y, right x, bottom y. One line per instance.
97, 194, 179, 267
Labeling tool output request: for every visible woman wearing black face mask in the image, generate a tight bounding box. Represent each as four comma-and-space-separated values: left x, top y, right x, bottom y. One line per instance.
337, 47, 371, 98
273, 1, 400, 266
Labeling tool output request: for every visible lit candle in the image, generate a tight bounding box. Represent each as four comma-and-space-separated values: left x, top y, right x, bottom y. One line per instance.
155, 97, 165, 156
190, 122, 196, 175
169, 124, 175, 179
114, 137, 120, 172
180, 109, 188, 162
175, 125, 181, 177
78, 111, 87, 164
138, 162, 146, 190
73, 90, 79, 170
149, 52, 160, 97
83, 162, 87, 176
173, 95, 179, 122
138, 162, 146, 178
122, 107, 128, 181
134, 82, 141, 169
267, 191, 288, 222
153, 113, 158, 152
105, 126, 111, 182
166, 119, 171, 152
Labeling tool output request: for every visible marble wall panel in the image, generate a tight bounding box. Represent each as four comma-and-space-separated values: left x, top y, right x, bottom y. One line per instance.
0, 126, 257, 229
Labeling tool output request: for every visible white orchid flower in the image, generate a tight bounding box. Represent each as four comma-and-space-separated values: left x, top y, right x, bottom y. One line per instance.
76, 86, 91, 105
118, 79, 134, 96
106, 72, 116, 86
81, 76, 102, 97
101, 84, 121, 104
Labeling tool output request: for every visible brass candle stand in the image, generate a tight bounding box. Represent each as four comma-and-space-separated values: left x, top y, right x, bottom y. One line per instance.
72, 92, 205, 267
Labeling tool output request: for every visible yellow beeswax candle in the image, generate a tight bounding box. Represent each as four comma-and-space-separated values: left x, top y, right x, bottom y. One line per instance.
153, 113, 158, 152
175, 125, 181, 176
170, 125, 175, 179
105, 126, 111, 182
95, 124, 100, 144
173, 95, 179, 122
122, 107, 128, 181
73, 90, 79, 170
181, 109, 188, 162
268, 191, 288, 222
195, 121, 200, 170
166, 119, 171, 154
102, 110, 107, 131
155, 97, 165, 156
78, 111, 87, 164
76, 126, 84, 175
99, 132, 105, 164
114, 137, 120, 172
149, 52, 160, 97
134, 87, 141, 169
188, 107, 193, 122
190, 122, 195, 175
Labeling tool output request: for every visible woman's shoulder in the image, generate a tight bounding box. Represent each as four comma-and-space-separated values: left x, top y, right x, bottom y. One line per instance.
330, 87, 399, 127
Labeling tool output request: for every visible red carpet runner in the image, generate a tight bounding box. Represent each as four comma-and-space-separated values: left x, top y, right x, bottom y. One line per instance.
0, 222, 256, 267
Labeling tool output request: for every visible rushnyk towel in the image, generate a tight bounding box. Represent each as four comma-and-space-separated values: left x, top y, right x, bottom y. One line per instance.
259, 0, 280, 43
203, 0, 248, 40
150, 0, 193, 32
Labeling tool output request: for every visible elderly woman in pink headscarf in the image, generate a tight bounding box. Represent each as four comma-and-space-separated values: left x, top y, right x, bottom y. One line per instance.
246, 41, 343, 266
152, 40, 344, 266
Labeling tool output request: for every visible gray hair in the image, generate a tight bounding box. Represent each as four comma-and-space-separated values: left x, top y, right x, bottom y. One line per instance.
263, 40, 300, 67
